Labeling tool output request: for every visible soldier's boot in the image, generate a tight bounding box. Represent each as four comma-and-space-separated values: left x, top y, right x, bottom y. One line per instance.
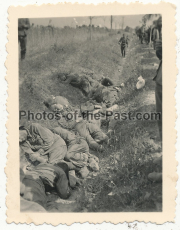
79, 166, 89, 179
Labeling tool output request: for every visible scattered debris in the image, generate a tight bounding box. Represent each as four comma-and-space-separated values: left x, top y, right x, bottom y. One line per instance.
108, 191, 114, 196
136, 76, 145, 89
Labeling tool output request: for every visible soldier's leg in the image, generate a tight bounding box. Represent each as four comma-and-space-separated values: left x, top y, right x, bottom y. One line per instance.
65, 141, 89, 168
155, 83, 162, 142
19, 36, 23, 60
55, 173, 71, 199
107, 118, 116, 135
49, 145, 67, 164
121, 46, 123, 57
153, 41, 156, 50
20, 36, 27, 60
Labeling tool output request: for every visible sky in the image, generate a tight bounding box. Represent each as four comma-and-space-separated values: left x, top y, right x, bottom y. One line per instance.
30, 15, 144, 29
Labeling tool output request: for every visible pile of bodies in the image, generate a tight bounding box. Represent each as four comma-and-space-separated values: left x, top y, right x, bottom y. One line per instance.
19, 121, 100, 211
20, 76, 122, 212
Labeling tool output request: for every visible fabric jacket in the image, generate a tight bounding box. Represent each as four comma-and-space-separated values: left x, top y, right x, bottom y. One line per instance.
153, 61, 162, 86
18, 18, 30, 36
119, 37, 127, 48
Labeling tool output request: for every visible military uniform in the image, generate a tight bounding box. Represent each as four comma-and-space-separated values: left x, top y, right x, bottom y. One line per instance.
18, 18, 30, 60
119, 36, 127, 57
51, 126, 90, 168
21, 163, 70, 211
153, 41, 162, 141
20, 123, 67, 164
152, 27, 160, 50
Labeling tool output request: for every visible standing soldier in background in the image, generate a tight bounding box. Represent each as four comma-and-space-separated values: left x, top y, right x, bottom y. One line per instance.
152, 20, 160, 50
118, 34, 127, 58
18, 18, 30, 60
152, 27, 160, 50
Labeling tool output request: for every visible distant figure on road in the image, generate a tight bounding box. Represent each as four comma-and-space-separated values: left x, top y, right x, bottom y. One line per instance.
118, 34, 127, 58
18, 18, 30, 60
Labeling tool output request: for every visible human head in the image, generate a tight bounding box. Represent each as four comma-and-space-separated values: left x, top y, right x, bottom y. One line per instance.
51, 104, 63, 112
98, 76, 104, 83
58, 74, 67, 81
61, 75, 67, 81
100, 76, 105, 81
123, 34, 125, 37
44, 96, 55, 108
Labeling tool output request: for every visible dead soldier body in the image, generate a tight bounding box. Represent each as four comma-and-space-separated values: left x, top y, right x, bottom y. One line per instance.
20, 162, 71, 212
44, 96, 109, 152
80, 100, 120, 136
19, 123, 67, 164
51, 126, 99, 178
59, 74, 119, 108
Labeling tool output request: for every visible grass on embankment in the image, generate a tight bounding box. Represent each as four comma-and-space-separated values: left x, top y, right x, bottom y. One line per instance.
19, 33, 162, 212
19, 32, 125, 128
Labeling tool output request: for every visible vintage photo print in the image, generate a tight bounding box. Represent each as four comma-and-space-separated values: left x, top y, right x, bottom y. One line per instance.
6, 2, 177, 225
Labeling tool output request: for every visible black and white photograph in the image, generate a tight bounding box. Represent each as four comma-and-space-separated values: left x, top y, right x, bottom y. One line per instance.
18, 14, 163, 213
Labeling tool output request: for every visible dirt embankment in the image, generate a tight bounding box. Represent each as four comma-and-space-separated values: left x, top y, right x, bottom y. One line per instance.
19, 34, 162, 212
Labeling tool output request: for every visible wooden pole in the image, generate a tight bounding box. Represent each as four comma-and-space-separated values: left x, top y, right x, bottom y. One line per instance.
122, 16, 124, 31
90, 16, 92, 40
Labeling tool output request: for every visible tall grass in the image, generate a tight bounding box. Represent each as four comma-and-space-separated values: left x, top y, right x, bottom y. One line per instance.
26, 26, 111, 56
